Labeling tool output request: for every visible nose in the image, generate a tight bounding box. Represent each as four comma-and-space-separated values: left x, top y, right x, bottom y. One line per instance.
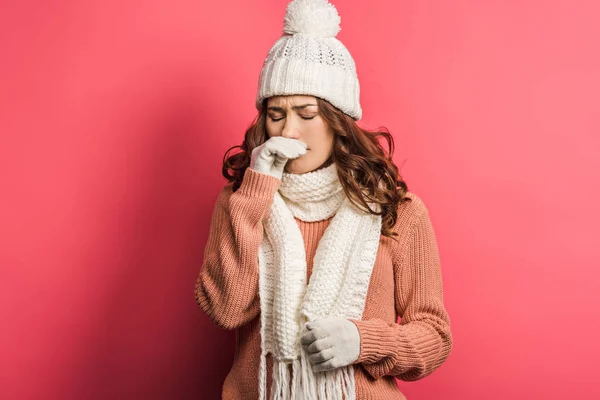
281, 117, 300, 140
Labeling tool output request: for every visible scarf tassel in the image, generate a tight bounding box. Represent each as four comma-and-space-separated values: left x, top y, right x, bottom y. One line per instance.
260, 345, 355, 400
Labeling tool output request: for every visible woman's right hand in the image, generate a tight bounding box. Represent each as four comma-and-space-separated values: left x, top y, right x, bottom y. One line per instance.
249, 137, 307, 180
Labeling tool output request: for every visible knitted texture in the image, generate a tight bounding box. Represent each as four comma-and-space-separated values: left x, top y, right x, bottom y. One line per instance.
258, 163, 382, 399
255, 0, 362, 120
195, 168, 453, 399
279, 163, 345, 221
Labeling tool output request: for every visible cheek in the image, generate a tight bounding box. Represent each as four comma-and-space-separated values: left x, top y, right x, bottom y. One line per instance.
265, 121, 280, 136
265, 123, 274, 136
321, 130, 334, 151
311, 122, 332, 144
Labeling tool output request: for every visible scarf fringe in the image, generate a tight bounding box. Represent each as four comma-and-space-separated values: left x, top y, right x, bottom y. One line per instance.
260, 344, 356, 399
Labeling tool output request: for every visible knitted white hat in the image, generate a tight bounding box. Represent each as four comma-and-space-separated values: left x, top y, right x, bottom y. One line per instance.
256, 0, 362, 120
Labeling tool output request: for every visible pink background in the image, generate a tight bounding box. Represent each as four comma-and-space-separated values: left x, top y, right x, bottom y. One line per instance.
1, 0, 599, 399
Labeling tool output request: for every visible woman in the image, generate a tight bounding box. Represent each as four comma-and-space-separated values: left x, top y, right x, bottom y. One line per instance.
195, 0, 453, 398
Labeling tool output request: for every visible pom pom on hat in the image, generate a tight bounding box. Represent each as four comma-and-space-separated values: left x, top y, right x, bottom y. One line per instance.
283, 0, 341, 38
257, 0, 362, 120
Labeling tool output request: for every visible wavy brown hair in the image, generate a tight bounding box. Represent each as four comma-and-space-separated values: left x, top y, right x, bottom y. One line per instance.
222, 97, 411, 240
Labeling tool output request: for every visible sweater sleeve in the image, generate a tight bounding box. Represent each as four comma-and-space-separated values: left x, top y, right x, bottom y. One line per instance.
348, 204, 453, 381
194, 168, 281, 330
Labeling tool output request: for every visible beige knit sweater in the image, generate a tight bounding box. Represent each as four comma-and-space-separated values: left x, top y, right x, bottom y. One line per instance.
195, 168, 453, 399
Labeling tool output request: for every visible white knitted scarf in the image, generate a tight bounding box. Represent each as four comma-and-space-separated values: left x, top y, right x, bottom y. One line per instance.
257, 162, 382, 399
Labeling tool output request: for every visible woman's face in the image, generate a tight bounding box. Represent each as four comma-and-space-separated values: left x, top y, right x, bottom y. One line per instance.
265, 95, 334, 174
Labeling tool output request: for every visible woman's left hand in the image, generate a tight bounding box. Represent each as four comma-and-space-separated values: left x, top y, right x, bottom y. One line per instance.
300, 317, 361, 372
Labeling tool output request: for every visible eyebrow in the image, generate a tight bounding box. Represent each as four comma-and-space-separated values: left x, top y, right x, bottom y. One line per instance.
267, 104, 318, 112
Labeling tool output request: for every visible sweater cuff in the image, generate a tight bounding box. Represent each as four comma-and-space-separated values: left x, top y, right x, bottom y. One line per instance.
349, 319, 399, 365
237, 168, 281, 198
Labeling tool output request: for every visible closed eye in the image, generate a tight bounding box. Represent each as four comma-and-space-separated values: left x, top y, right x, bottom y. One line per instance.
269, 116, 316, 122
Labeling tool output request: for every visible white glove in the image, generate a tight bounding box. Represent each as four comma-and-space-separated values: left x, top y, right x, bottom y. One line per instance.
300, 317, 361, 373
249, 137, 307, 180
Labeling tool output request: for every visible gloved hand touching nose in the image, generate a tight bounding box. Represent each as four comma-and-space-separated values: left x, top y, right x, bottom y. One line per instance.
249, 136, 308, 181
300, 317, 361, 373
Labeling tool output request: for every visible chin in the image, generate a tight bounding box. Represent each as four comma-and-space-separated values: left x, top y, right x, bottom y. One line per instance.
288, 166, 322, 175
285, 166, 305, 174
285, 161, 310, 175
